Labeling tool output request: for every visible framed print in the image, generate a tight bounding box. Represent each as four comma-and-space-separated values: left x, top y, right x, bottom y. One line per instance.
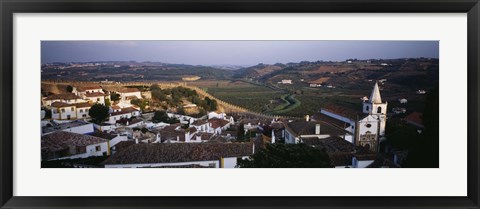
1, 0, 479, 208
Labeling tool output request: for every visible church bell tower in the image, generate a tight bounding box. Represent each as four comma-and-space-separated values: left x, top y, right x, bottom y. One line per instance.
362, 82, 388, 136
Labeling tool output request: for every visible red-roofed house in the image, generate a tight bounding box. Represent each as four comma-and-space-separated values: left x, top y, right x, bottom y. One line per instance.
208, 118, 232, 135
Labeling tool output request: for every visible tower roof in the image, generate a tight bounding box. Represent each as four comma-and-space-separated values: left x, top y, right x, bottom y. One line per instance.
370, 82, 382, 104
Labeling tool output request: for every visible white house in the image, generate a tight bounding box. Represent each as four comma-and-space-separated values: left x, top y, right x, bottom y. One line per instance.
115, 88, 142, 102
108, 107, 141, 124
42, 120, 95, 136
279, 80, 292, 84
43, 93, 85, 106
50, 102, 77, 120
398, 98, 408, 104
191, 120, 212, 133
208, 118, 232, 135
41, 131, 109, 161
89, 131, 129, 152
74, 86, 104, 98
102, 143, 253, 168
85, 92, 108, 105
284, 120, 353, 144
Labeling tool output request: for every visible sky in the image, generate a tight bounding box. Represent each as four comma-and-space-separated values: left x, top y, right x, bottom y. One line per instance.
41, 41, 439, 66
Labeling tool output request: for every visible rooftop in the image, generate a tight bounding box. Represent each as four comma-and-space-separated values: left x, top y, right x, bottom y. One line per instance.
42, 120, 93, 134
50, 102, 76, 108
85, 92, 107, 97
284, 120, 351, 137
312, 112, 351, 129
322, 104, 367, 120
110, 107, 140, 116
102, 142, 253, 165
42, 131, 107, 153
89, 131, 118, 140
208, 118, 230, 129
45, 93, 81, 101
75, 102, 92, 108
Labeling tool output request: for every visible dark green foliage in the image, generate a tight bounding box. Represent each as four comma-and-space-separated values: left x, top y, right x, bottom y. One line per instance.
237, 123, 245, 141
66, 85, 73, 93
131, 98, 149, 111
403, 88, 439, 168
89, 104, 110, 124
237, 143, 332, 168
110, 93, 121, 102
150, 86, 217, 112
43, 108, 52, 119
152, 111, 179, 124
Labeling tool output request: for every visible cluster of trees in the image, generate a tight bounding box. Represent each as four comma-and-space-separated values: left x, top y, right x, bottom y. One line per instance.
237, 143, 332, 168
131, 98, 149, 111
385, 88, 439, 168
152, 111, 179, 124
150, 84, 218, 111
88, 104, 110, 124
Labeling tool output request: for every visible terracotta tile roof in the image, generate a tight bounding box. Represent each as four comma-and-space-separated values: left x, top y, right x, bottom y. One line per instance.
102, 142, 253, 165
111, 105, 121, 110
208, 118, 230, 129
45, 93, 81, 101
404, 112, 424, 128
302, 136, 374, 166
51, 102, 76, 108
117, 88, 140, 93
42, 131, 107, 153
284, 120, 351, 137
194, 133, 214, 141
75, 102, 91, 108
322, 105, 367, 120
89, 131, 118, 140
312, 112, 351, 129
191, 120, 208, 126
85, 92, 107, 97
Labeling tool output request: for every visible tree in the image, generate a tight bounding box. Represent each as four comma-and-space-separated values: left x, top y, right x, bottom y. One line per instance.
89, 104, 110, 124
237, 123, 245, 141
404, 87, 439, 168
43, 108, 52, 119
110, 93, 121, 102
131, 98, 148, 111
237, 143, 332, 168
66, 85, 73, 93
152, 111, 179, 124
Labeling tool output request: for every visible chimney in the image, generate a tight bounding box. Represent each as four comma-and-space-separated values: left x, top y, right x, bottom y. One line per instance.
305, 115, 310, 122
315, 124, 321, 135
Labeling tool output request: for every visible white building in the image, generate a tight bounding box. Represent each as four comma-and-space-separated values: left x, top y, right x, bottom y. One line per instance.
43, 93, 85, 107
42, 120, 95, 136
398, 98, 408, 104
115, 88, 142, 102
284, 120, 353, 144
314, 82, 388, 152
41, 131, 109, 161
278, 80, 292, 84
108, 107, 141, 124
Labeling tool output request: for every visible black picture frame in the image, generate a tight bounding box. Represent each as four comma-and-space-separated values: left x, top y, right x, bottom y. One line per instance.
1, 0, 479, 208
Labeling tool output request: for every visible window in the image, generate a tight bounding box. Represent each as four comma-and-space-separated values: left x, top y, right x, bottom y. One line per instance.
71, 107, 74, 111
97, 98, 100, 101
61, 108, 65, 113
79, 109, 83, 113
95, 146, 101, 152
377, 107, 382, 113
365, 123, 372, 128
365, 106, 369, 111
82, 114, 87, 118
